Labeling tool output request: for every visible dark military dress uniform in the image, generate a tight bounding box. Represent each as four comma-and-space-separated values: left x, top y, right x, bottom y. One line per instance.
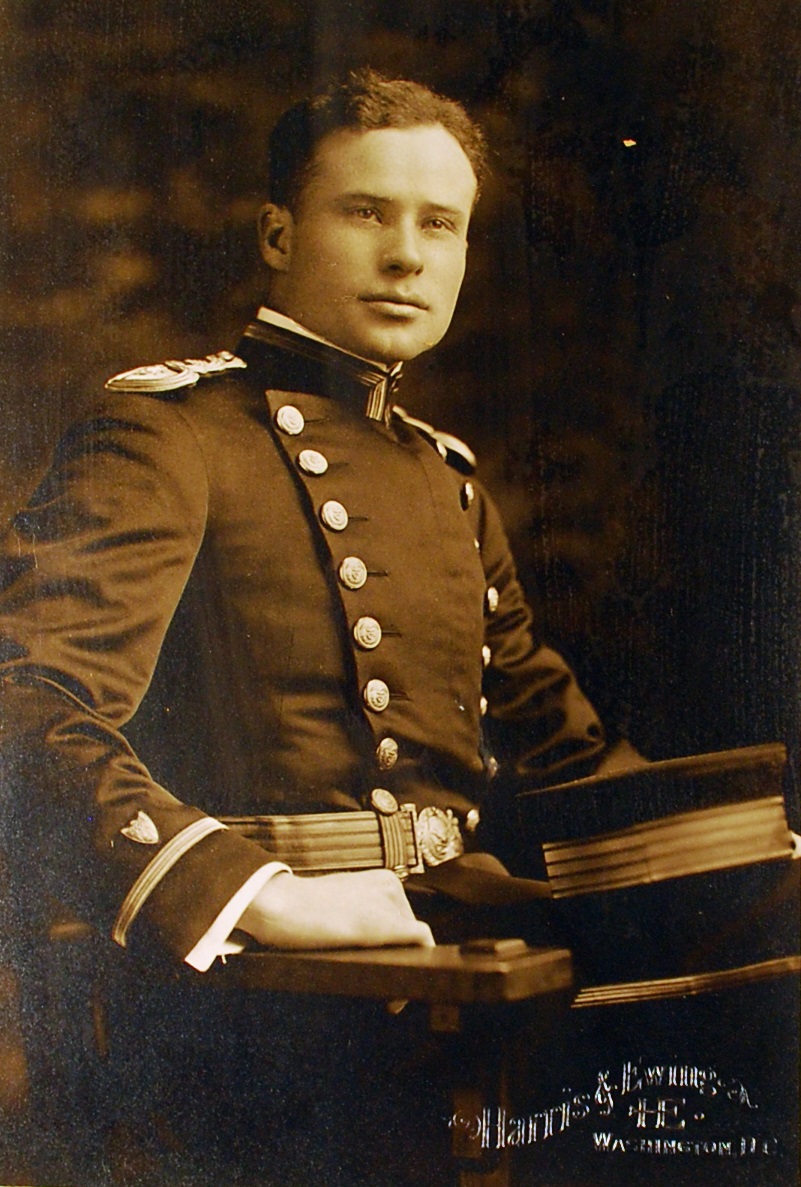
0, 316, 606, 1184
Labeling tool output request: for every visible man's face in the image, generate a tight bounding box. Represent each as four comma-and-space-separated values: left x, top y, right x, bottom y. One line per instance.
262, 124, 477, 364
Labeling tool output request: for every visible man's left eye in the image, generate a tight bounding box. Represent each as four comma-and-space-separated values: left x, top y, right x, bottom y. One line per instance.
425, 217, 455, 233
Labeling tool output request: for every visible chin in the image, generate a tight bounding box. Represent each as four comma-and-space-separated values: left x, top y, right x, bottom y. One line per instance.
365, 332, 435, 365
339, 314, 439, 365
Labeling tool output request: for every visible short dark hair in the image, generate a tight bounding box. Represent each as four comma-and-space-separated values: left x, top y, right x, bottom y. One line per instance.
268, 69, 488, 209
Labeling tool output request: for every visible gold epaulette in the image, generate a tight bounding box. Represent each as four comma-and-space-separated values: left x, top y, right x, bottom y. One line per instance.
105, 351, 247, 394
393, 405, 477, 475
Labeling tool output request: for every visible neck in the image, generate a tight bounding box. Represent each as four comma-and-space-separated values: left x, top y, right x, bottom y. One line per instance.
258, 306, 395, 371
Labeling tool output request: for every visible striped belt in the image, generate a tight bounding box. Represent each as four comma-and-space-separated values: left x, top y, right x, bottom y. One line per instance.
220, 789, 465, 878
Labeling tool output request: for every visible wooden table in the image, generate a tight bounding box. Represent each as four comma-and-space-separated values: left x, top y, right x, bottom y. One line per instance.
218, 941, 574, 1186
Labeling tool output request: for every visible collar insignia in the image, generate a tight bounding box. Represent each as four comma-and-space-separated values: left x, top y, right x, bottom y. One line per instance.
240, 320, 401, 420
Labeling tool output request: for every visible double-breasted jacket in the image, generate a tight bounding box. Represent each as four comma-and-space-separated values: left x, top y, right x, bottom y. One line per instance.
0, 318, 605, 962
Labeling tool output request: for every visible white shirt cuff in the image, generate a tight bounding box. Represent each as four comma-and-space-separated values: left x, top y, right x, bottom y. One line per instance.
184, 862, 291, 972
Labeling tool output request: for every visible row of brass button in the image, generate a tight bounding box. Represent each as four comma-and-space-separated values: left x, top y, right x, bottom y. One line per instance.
274, 402, 495, 765
275, 403, 399, 768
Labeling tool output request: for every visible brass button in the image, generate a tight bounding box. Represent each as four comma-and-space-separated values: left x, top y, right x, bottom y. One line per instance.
320, 500, 349, 531
370, 787, 398, 815
353, 616, 382, 650
298, 448, 328, 475
339, 556, 368, 590
480, 695, 488, 717
465, 808, 481, 833
363, 679, 390, 713
474, 538, 481, 551
486, 586, 499, 614
482, 644, 492, 668
460, 481, 475, 510
275, 404, 305, 435
376, 737, 399, 770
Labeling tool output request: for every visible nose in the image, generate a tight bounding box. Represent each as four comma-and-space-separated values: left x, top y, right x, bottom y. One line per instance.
380, 219, 424, 275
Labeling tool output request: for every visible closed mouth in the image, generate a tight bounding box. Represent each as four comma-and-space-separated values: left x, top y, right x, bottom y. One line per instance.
361, 294, 429, 311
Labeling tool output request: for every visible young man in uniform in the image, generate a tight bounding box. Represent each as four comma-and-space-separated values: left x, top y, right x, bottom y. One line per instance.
0, 70, 631, 1183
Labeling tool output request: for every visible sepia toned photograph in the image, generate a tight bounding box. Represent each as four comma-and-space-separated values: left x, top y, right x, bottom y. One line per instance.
0, 2, 798, 1185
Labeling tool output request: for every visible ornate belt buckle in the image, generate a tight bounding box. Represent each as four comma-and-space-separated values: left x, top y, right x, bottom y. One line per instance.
414, 806, 464, 867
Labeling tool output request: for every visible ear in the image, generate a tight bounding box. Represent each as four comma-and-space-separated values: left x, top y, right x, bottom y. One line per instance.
258, 203, 294, 272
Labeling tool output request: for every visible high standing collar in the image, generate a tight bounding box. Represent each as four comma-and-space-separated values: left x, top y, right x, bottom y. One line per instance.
237, 319, 402, 422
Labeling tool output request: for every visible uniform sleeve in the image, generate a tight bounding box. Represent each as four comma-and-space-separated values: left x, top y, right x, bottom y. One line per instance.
474, 484, 607, 785
0, 396, 277, 962
183, 862, 291, 971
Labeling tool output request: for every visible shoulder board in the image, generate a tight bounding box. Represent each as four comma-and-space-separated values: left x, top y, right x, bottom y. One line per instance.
105, 351, 246, 394
393, 406, 476, 475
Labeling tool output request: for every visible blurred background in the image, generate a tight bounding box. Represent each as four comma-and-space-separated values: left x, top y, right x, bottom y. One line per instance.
0, 0, 799, 1175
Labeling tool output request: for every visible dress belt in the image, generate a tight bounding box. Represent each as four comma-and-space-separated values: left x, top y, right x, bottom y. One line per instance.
220, 790, 465, 879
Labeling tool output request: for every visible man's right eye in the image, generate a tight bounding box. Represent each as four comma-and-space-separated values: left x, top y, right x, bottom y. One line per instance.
352, 207, 381, 222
